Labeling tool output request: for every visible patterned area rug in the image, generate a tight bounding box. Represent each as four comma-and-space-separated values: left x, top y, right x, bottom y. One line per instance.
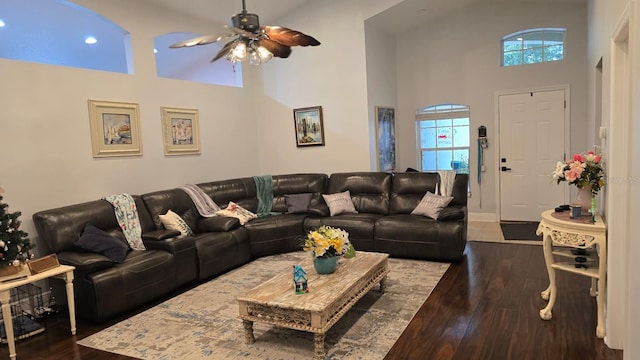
77, 252, 449, 360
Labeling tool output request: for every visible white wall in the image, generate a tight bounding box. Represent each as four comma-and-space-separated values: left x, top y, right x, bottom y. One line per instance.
0, 0, 261, 253
256, 0, 404, 175
364, 25, 398, 171
587, 0, 638, 355
393, 2, 588, 217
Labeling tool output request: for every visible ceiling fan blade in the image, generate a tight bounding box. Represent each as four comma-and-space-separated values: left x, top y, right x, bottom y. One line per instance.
226, 25, 260, 41
211, 40, 236, 62
169, 33, 233, 48
263, 26, 320, 47
258, 38, 292, 58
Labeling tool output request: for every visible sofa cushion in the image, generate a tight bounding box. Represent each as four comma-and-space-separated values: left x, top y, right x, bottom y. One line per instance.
411, 192, 453, 219
197, 216, 240, 232
159, 210, 194, 236
75, 224, 129, 263
322, 191, 358, 216
285, 193, 313, 214
216, 202, 257, 225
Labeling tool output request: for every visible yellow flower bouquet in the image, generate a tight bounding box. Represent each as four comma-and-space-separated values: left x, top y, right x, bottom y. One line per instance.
303, 225, 355, 259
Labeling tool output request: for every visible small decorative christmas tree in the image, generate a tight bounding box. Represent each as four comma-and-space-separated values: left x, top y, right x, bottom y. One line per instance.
0, 194, 34, 270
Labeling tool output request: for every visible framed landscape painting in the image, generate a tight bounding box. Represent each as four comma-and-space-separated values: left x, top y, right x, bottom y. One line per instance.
88, 100, 142, 158
293, 106, 325, 147
375, 106, 396, 171
161, 107, 200, 156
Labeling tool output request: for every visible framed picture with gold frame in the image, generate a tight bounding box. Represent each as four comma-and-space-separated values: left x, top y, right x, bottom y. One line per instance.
375, 106, 396, 171
161, 107, 201, 156
88, 100, 142, 158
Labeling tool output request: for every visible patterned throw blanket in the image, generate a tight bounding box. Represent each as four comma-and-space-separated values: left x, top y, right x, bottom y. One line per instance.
179, 184, 220, 217
104, 193, 145, 250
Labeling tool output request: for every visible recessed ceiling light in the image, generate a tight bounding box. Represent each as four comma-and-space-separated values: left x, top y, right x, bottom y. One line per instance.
153, 48, 158, 54
85, 36, 97, 45
0, 20, 5, 28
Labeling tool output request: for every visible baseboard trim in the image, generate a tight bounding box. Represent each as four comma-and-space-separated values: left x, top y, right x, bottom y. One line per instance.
469, 212, 497, 222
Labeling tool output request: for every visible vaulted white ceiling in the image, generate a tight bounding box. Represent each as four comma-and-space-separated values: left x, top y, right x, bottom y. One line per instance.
143, 0, 587, 36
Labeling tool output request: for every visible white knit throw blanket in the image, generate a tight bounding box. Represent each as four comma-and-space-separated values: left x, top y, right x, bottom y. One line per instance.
179, 184, 220, 217
437, 170, 457, 197
104, 193, 145, 250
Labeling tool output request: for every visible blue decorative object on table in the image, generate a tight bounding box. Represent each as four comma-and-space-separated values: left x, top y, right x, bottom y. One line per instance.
292, 265, 308, 294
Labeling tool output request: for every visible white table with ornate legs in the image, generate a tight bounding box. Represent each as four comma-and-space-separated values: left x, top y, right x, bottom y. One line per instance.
536, 209, 607, 338
0, 265, 76, 359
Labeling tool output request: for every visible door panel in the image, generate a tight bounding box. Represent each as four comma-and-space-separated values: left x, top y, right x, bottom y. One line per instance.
499, 89, 566, 221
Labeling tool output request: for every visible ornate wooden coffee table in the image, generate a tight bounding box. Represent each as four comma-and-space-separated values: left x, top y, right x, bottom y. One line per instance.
237, 251, 389, 359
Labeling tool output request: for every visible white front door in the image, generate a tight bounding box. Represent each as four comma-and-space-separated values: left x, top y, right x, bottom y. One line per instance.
498, 89, 567, 221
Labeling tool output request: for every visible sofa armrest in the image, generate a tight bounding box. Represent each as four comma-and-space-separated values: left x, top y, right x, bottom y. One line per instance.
142, 229, 181, 241
56, 251, 114, 273
438, 206, 467, 221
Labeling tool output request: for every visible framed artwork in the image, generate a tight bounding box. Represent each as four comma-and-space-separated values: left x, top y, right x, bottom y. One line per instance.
88, 100, 142, 158
375, 106, 396, 171
293, 106, 325, 147
161, 107, 201, 156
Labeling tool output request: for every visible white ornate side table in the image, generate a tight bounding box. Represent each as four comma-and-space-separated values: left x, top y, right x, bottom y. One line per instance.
0, 265, 76, 359
536, 209, 606, 338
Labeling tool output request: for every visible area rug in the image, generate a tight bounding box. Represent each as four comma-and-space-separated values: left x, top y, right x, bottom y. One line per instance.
500, 221, 543, 241
77, 252, 449, 360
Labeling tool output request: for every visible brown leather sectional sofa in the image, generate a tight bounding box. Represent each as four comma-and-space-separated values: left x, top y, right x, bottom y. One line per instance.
32, 172, 468, 323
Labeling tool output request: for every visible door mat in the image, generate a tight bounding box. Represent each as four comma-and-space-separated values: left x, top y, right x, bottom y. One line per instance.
500, 221, 542, 241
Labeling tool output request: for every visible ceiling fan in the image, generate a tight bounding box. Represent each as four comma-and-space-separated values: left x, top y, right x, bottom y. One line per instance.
169, 0, 321, 66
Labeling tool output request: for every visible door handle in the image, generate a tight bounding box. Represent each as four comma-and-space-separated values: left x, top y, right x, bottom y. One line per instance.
501, 166, 511, 172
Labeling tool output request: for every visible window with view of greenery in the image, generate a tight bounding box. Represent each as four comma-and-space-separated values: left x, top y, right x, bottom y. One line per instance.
416, 104, 470, 174
502, 28, 565, 67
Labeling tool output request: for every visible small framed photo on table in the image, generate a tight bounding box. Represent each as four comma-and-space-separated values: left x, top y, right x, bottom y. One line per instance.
293, 106, 325, 147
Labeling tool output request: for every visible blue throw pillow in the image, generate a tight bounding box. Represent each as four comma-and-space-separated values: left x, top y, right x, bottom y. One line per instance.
76, 224, 129, 263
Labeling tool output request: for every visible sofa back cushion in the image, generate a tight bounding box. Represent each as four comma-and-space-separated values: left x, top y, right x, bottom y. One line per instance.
141, 189, 199, 231
271, 173, 327, 214
390, 172, 468, 214
197, 177, 258, 213
32, 196, 154, 254
327, 172, 391, 215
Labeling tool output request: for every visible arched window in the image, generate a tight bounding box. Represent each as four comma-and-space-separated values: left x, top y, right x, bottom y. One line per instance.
154, 32, 243, 88
0, 0, 132, 73
415, 104, 470, 173
502, 28, 565, 67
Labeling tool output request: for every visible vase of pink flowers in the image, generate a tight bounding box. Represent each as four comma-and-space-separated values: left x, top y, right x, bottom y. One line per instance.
553, 147, 605, 211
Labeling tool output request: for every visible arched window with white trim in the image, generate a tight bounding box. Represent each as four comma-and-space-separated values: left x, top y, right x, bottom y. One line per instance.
502, 28, 565, 67
0, 0, 132, 73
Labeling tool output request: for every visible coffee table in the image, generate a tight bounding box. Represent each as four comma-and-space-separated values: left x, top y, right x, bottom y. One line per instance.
237, 251, 389, 359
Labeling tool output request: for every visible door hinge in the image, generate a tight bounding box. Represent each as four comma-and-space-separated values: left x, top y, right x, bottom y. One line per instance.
564, 100, 566, 108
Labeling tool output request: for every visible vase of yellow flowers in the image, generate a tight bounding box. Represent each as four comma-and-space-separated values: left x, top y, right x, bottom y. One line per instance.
303, 225, 355, 275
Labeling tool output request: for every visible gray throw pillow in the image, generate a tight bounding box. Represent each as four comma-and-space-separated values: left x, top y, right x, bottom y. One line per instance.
411, 191, 453, 219
322, 191, 358, 216
285, 193, 313, 214
75, 224, 129, 263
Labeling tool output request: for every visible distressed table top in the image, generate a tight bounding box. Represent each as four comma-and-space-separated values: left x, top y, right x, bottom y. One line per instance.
238, 251, 389, 332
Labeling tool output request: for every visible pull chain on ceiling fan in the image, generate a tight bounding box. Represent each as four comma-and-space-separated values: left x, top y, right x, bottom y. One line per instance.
170, 0, 321, 67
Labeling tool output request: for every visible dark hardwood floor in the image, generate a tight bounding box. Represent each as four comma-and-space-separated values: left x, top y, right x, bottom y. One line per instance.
0, 241, 623, 360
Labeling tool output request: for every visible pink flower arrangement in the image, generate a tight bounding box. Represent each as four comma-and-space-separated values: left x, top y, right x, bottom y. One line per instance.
553, 148, 605, 195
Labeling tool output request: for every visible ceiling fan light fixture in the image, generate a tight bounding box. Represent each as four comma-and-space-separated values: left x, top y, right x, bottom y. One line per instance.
230, 40, 247, 61
170, 0, 320, 68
